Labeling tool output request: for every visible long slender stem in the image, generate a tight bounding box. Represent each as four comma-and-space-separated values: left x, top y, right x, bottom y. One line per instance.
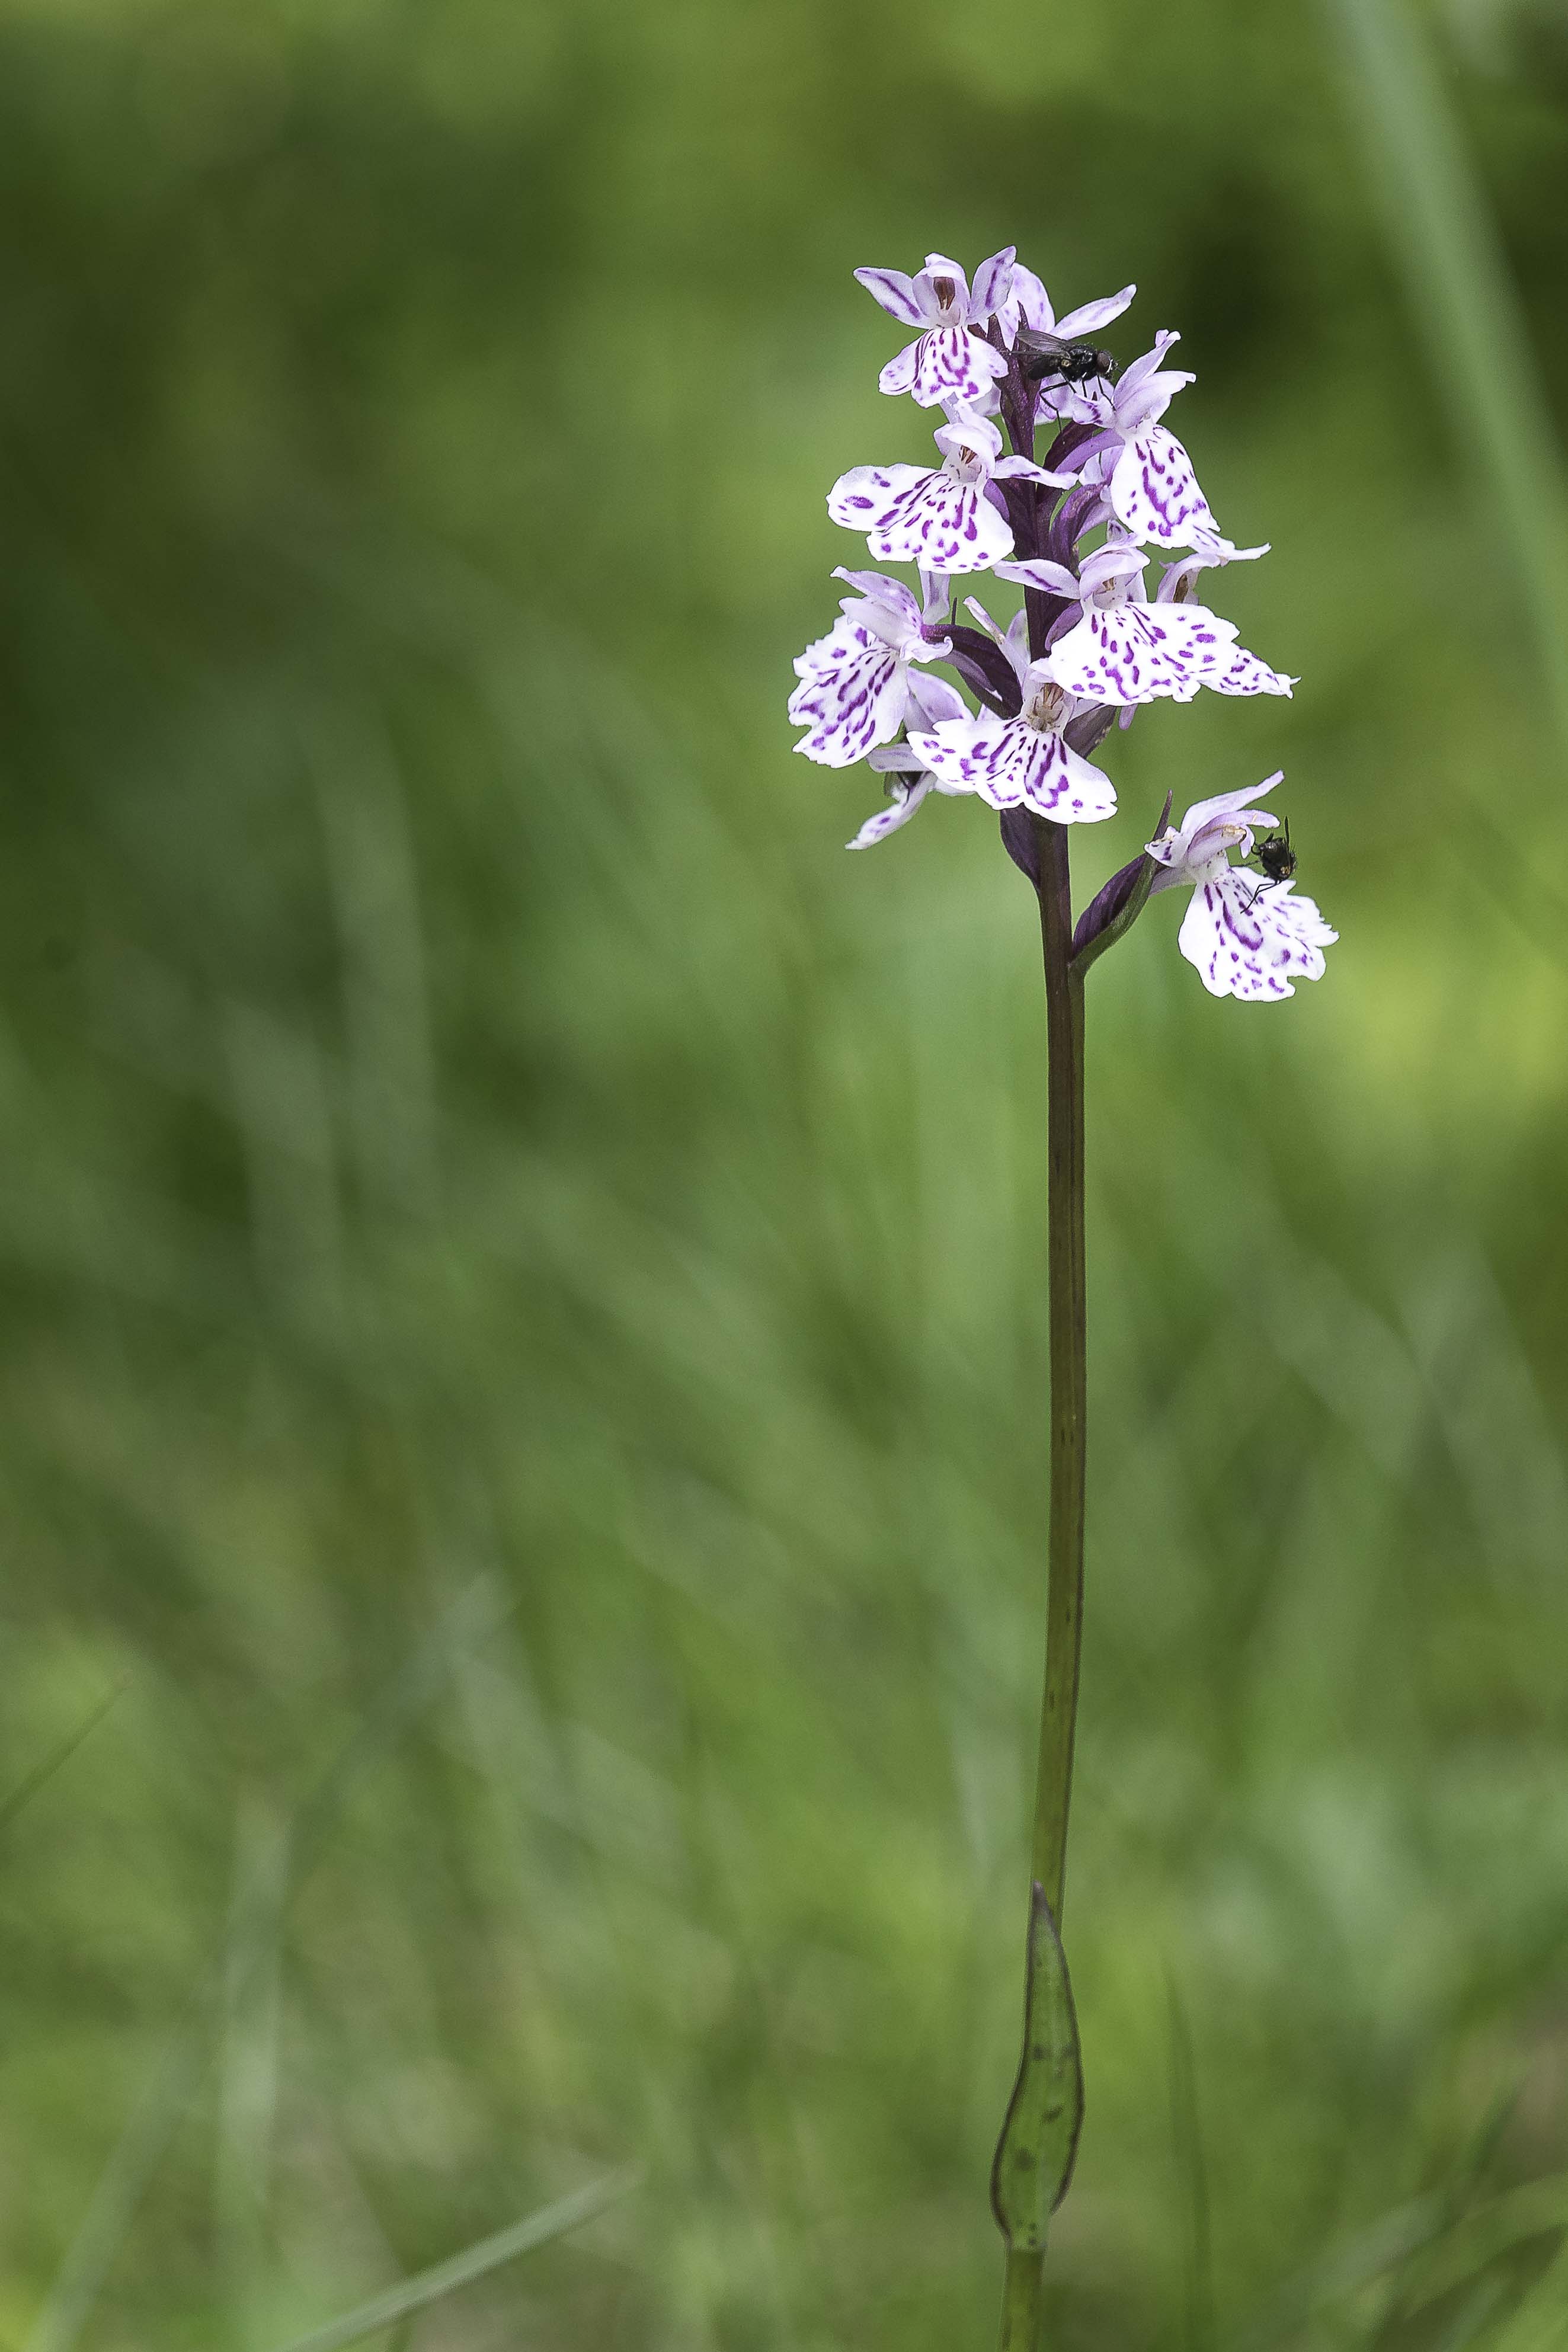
990, 346, 1092, 2345
1030, 821, 1087, 1919
999, 812, 1087, 2352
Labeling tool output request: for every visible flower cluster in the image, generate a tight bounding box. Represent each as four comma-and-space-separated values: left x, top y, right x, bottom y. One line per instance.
788, 247, 1336, 1002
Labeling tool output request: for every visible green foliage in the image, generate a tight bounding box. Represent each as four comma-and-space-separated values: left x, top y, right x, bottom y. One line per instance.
2, 1, 1568, 2347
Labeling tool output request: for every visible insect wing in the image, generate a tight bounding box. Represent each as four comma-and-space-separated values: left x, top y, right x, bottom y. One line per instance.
1014, 328, 1072, 378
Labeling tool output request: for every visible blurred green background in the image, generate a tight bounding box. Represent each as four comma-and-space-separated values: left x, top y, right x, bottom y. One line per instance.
5, 0, 1568, 2346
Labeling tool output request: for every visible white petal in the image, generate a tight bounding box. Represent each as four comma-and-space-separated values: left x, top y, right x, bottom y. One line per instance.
846, 775, 935, 849
1177, 873, 1335, 1001
788, 620, 911, 766
854, 267, 927, 328
996, 556, 1082, 600
877, 340, 921, 398
910, 715, 1115, 821
907, 670, 968, 726
1052, 284, 1137, 338
908, 326, 1007, 409
969, 248, 1016, 319
830, 464, 1013, 572
1047, 601, 1225, 705
1203, 644, 1297, 697
1109, 428, 1221, 549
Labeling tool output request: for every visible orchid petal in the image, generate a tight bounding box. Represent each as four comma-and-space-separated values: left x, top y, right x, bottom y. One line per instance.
1053, 284, 1137, 338
831, 567, 924, 636
877, 340, 922, 398
1177, 873, 1336, 1000
1204, 644, 1297, 696
1108, 428, 1222, 549
854, 267, 927, 328
969, 247, 1017, 319
905, 326, 1008, 408
996, 556, 1082, 600
911, 713, 1115, 822
908, 670, 968, 727
846, 774, 935, 850
1047, 599, 1236, 705
827, 462, 1015, 572
991, 455, 1077, 486
789, 615, 917, 766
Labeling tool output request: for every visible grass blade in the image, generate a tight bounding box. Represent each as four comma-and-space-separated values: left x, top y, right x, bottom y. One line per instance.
264, 2170, 641, 2352
0, 1687, 121, 1843
25, 1578, 514, 2352
1321, 0, 1568, 745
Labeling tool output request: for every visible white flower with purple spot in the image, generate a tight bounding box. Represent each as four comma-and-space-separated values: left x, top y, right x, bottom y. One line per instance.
789, 568, 953, 768
828, 412, 1072, 576
904, 597, 1116, 825
844, 677, 972, 850
1147, 780, 1337, 1001
1000, 546, 1294, 706
856, 249, 1016, 409
1053, 332, 1225, 551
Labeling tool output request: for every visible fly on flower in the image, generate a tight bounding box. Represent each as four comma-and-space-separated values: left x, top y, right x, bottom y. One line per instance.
1147, 782, 1336, 1000
1014, 328, 1120, 393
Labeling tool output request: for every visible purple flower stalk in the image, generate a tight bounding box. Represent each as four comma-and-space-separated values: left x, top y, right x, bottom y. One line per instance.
787, 247, 1337, 2351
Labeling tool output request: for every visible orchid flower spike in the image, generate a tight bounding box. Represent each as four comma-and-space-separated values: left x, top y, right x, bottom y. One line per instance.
999, 546, 1295, 705
856, 249, 1016, 408
1147, 780, 1337, 1000
828, 411, 1073, 575
904, 595, 1116, 826
789, 569, 954, 767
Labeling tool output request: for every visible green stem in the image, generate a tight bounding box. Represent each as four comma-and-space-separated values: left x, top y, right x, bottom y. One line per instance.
1030, 822, 1087, 1924
997, 819, 1088, 2352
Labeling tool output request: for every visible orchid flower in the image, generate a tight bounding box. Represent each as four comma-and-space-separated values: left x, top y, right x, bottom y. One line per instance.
827, 411, 1072, 575
904, 595, 1116, 825
1049, 331, 1224, 550
789, 568, 954, 767
855, 249, 1016, 408
997, 264, 1137, 376
1147, 780, 1337, 1000
843, 719, 971, 851
999, 546, 1295, 706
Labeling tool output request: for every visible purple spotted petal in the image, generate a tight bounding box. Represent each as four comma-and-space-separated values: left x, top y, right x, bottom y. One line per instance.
854, 267, 927, 328
909, 715, 1116, 823
1047, 601, 1234, 706
904, 325, 1008, 409
846, 774, 935, 850
827, 462, 1015, 572
1203, 644, 1297, 697
969, 247, 1017, 319
996, 556, 1083, 600
877, 340, 921, 398
1178, 874, 1336, 1001
789, 618, 912, 767
1109, 427, 1221, 548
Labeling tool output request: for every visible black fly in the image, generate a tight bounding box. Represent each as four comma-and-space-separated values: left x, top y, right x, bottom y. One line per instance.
1250, 821, 1297, 885
1013, 327, 1119, 392
1237, 820, 1298, 911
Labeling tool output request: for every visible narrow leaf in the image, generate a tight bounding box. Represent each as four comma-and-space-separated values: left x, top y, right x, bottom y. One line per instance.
265, 2169, 641, 2352
990, 1884, 1084, 2253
